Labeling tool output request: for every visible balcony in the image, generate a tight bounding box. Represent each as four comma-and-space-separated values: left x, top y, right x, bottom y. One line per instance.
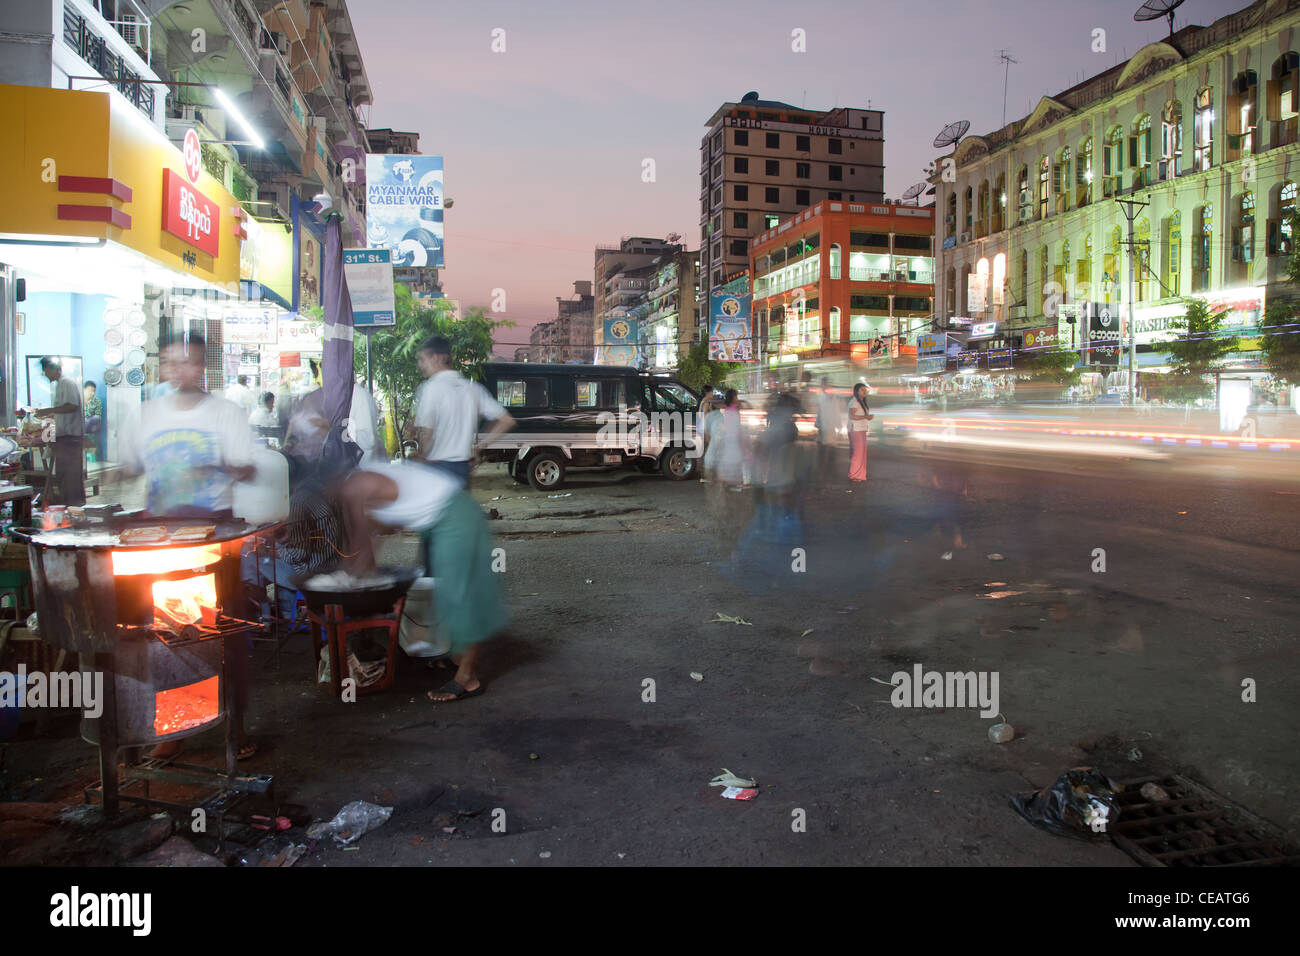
62, 4, 156, 121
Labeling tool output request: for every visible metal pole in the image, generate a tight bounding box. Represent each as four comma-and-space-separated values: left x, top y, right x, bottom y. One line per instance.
365, 328, 373, 393
1115, 198, 1147, 405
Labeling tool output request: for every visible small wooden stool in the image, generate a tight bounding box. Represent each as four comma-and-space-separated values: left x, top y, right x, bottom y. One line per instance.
307, 600, 406, 698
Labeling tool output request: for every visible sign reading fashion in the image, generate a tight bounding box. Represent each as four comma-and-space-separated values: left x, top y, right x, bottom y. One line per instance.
161, 169, 219, 256
365, 154, 444, 268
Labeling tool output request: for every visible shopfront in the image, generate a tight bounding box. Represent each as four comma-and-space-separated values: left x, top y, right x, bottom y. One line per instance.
0, 84, 246, 460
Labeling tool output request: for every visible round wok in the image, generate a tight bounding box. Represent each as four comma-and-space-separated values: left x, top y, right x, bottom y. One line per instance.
298, 566, 422, 617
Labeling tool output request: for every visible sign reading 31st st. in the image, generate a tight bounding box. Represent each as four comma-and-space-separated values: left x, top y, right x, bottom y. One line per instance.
343, 249, 396, 327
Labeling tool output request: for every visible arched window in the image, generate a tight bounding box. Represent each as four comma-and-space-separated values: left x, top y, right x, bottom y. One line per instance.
945, 266, 956, 315
977, 180, 990, 236
1161, 101, 1183, 178
1194, 203, 1213, 291
1077, 137, 1094, 206
1232, 192, 1255, 270
946, 191, 957, 238
1164, 211, 1181, 296
1038, 156, 1050, 219
1078, 232, 1093, 288
1136, 219, 1151, 301
1017, 165, 1032, 222
1055, 147, 1073, 213
1228, 70, 1259, 159
974, 257, 990, 313
1132, 114, 1153, 186
829, 306, 841, 343
1270, 53, 1299, 149
1103, 126, 1124, 196
1194, 88, 1214, 170
964, 186, 974, 233
1270, 181, 1297, 255
829, 242, 841, 280
992, 174, 1006, 232
992, 252, 1006, 307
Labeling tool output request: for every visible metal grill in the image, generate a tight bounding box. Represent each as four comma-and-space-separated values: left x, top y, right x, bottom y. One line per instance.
1110, 774, 1300, 867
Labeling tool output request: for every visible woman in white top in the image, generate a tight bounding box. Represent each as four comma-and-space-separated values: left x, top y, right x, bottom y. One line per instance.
847, 383, 873, 483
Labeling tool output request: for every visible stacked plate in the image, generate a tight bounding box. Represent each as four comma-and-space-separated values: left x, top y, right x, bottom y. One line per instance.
103, 308, 149, 387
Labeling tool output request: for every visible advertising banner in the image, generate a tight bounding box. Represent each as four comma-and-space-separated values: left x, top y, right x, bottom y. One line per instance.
343, 249, 396, 327
957, 350, 981, 372
916, 332, 948, 374
987, 348, 1013, 370
602, 315, 638, 367
1087, 301, 1121, 366
709, 289, 752, 362
967, 272, 988, 313
365, 154, 443, 268
278, 317, 324, 351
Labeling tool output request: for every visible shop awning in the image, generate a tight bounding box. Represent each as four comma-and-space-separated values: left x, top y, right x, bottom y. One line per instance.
241, 279, 292, 312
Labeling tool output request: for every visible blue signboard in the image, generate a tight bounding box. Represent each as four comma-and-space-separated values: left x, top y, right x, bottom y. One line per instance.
710, 289, 753, 362
366, 154, 444, 268
916, 332, 948, 374
602, 314, 639, 366
343, 248, 396, 327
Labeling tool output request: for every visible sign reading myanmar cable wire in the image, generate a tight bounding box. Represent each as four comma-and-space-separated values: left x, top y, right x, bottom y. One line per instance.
162, 169, 220, 257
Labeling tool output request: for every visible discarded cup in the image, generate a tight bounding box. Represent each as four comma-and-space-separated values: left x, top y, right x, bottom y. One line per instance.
989, 722, 1015, 744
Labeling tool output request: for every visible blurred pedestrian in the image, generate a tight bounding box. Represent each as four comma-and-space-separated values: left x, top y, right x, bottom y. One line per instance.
334, 460, 507, 702
415, 335, 515, 488
815, 376, 842, 480
249, 391, 278, 429
699, 395, 723, 483
225, 375, 256, 417
848, 383, 873, 483
715, 388, 745, 489
33, 357, 85, 506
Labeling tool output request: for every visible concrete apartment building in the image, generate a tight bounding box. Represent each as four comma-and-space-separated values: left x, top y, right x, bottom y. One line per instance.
593, 236, 682, 356
932, 0, 1300, 402
699, 92, 886, 314
528, 281, 595, 363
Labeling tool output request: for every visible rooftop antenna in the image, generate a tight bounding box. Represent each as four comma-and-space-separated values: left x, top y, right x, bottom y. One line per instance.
1134, 0, 1185, 37
996, 49, 1018, 127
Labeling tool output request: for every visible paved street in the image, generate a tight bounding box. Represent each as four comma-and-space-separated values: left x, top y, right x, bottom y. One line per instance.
13, 439, 1297, 865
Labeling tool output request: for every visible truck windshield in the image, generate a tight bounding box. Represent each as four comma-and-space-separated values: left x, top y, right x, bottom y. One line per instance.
653, 383, 695, 411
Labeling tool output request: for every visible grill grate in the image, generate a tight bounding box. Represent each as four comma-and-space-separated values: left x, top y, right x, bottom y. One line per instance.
1110, 774, 1300, 867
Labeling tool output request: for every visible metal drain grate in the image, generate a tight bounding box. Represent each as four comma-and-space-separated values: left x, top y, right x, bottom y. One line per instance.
1110, 774, 1300, 867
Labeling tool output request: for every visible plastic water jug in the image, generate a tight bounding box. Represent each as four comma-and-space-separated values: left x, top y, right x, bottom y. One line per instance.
233, 445, 290, 525
399, 577, 450, 658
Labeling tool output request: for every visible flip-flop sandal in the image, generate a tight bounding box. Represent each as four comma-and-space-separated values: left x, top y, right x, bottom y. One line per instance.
238, 741, 259, 761
426, 681, 484, 703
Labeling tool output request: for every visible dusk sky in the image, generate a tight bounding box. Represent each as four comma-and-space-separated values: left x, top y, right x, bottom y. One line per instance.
349, 0, 1242, 352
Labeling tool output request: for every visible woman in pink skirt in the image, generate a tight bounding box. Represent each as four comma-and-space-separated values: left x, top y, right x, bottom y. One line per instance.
847, 383, 873, 482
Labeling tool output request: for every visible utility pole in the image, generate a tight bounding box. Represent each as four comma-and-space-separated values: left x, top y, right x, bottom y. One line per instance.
1115, 197, 1148, 405
996, 50, 1018, 128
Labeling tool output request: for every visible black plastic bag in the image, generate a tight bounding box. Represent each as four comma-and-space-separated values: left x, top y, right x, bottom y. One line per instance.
1010, 767, 1121, 841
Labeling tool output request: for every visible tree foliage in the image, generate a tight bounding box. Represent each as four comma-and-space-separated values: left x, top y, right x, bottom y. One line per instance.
1019, 346, 1080, 385
353, 285, 513, 439
1152, 297, 1238, 402
1260, 216, 1300, 385
676, 341, 742, 392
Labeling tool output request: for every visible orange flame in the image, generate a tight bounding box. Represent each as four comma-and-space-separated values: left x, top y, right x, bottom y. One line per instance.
111, 545, 222, 576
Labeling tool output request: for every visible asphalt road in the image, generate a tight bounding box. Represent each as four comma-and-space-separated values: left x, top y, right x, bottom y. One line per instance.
6, 438, 1298, 866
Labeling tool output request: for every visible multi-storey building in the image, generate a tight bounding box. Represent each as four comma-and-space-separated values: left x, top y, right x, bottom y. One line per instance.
365, 127, 420, 154
553, 280, 595, 363
641, 249, 699, 368
699, 92, 885, 316
594, 237, 682, 352
933, 0, 1299, 397
750, 201, 935, 365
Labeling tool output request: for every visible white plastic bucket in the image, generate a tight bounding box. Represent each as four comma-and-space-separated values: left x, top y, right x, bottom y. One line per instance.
398, 577, 449, 658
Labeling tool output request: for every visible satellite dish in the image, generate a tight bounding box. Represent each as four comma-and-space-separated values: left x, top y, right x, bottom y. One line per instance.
901, 182, 926, 205
1134, 0, 1184, 36
925, 185, 937, 196
933, 120, 970, 149
741, 91, 759, 103
665, 232, 682, 244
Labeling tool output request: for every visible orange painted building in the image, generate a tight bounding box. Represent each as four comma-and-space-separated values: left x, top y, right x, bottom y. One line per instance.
749, 200, 935, 363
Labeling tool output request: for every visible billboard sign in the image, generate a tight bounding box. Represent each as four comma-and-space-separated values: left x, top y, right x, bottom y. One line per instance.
1087, 301, 1121, 365
1022, 326, 1059, 349
602, 314, 638, 366
709, 289, 752, 362
365, 154, 444, 268
222, 310, 278, 345
343, 248, 396, 327
162, 169, 220, 256
916, 332, 948, 374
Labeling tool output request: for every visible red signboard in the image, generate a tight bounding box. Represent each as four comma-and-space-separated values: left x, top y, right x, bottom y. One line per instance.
161, 169, 220, 257
1022, 326, 1059, 349
279, 352, 302, 367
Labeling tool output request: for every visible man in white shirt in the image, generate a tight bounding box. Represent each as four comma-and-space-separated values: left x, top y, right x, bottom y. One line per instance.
119, 335, 255, 516
32, 357, 85, 505
225, 375, 256, 417
415, 336, 515, 487
249, 392, 279, 429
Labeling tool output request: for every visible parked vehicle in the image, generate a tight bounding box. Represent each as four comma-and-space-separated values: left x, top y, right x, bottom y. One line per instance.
477, 363, 702, 490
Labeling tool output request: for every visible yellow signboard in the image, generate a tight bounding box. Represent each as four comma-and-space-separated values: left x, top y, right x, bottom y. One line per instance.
0, 84, 242, 288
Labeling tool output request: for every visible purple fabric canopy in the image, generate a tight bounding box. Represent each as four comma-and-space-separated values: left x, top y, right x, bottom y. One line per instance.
322, 211, 354, 431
